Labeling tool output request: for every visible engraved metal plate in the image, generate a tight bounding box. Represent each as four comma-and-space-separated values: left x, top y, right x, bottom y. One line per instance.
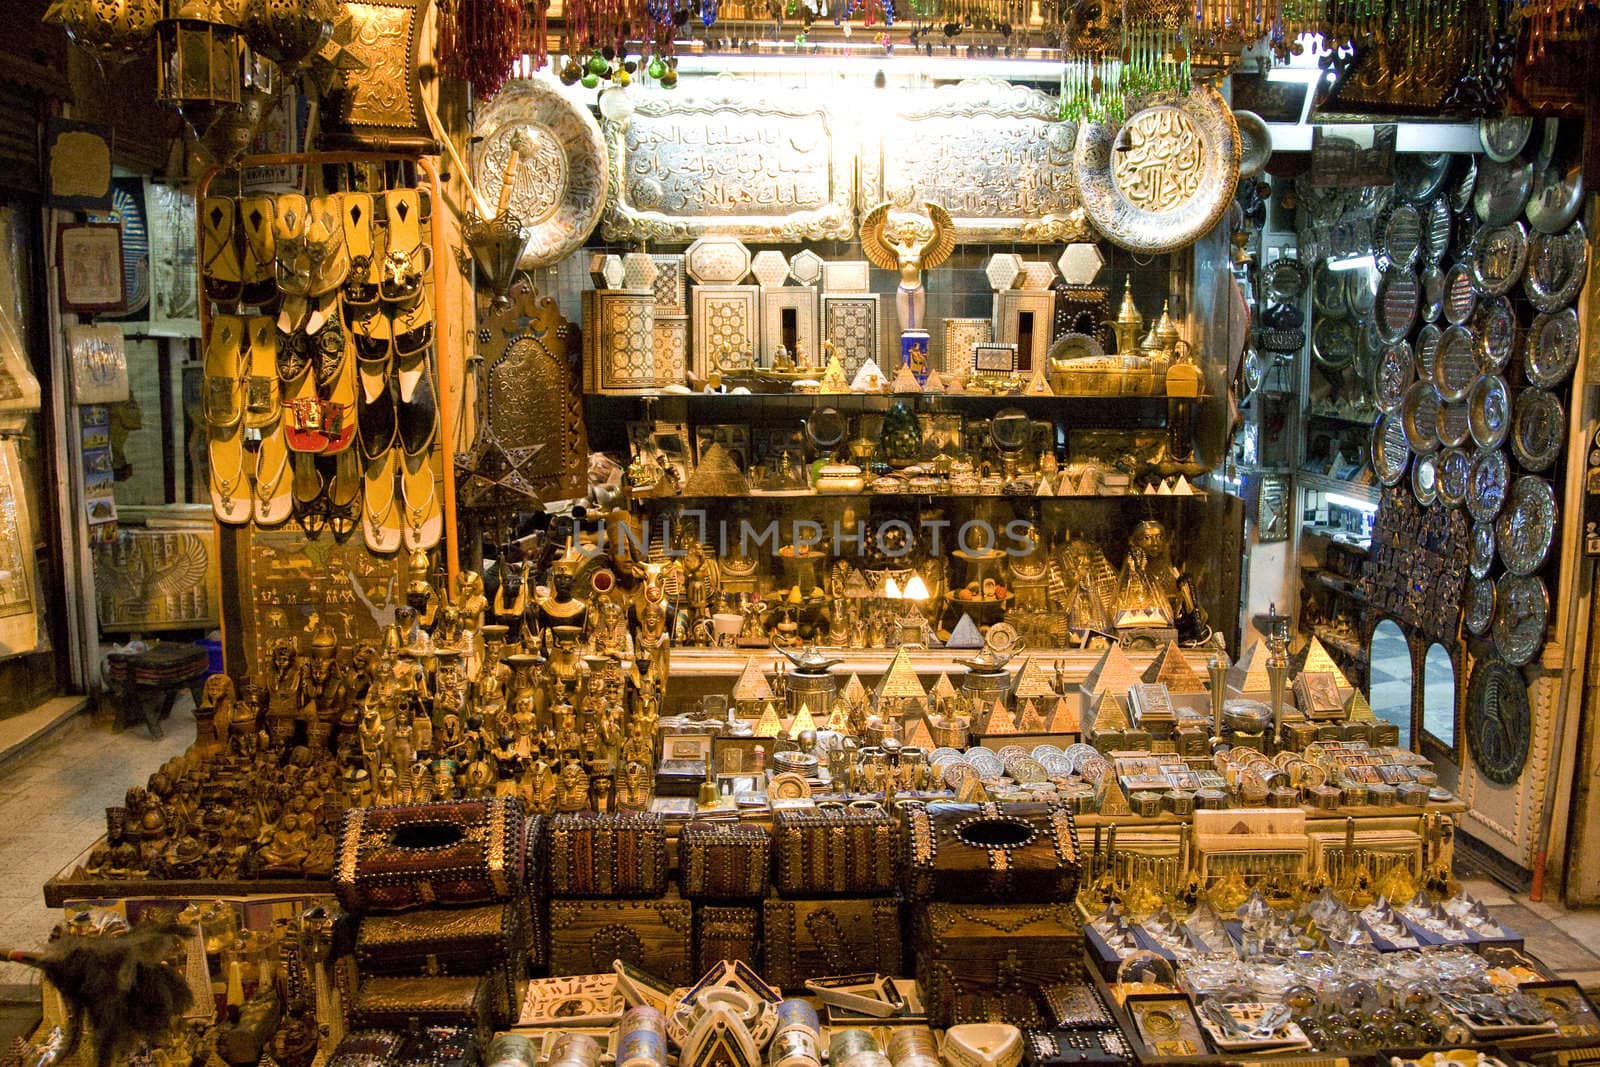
1397, 153, 1451, 204
1372, 412, 1410, 487
1074, 85, 1239, 254
1313, 317, 1357, 370
1236, 109, 1272, 178
1492, 573, 1548, 667
1467, 448, 1511, 523
1496, 475, 1556, 577
1443, 264, 1477, 325
1424, 198, 1453, 263
867, 79, 1084, 244
1265, 258, 1308, 301
1465, 576, 1495, 636
473, 78, 608, 269
1420, 264, 1445, 322
1436, 446, 1472, 506
1524, 222, 1587, 312
1469, 222, 1529, 296
1474, 156, 1534, 227
1375, 340, 1413, 414
1467, 373, 1511, 451
1433, 325, 1478, 402
1314, 264, 1349, 319
1472, 295, 1516, 372
1525, 307, 1579, 388
1347, 270, 1376, 315
1376, 267, 1419, 342
1510, 387, 1564, 473
1436, 401, 1471, 449
1453, 158, 1478, 215
1527, 157, 1585, 234
1380, 202, 1423, 269
1401, 380, 1440, 454
1479, 116, 1534, 162
1470, 519, 1497, 578
602, 83, 855, 242
1416, 322, 1443, 382
1412, 451, 1439, 506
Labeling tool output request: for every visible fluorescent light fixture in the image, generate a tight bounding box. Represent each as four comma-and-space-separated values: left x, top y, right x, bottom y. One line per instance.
1325, 254, 1375, 272
1265, 66, 1327, 84
1325, 492, 1378, 512
668, 51, 1061, 80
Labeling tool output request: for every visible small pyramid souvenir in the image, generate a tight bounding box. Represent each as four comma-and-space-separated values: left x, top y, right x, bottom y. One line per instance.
1301, 636, 1352, 689
931, 672, 959, 706
904, 714, 935, 749
1080, 642, 1141, 700
787, 702, 817, 740
875, 646, 927, 705
683, 442, 751, 496
946, 613, 984, 649
732, 656, 774, 704
1035, 471, 1054, 496
1090, 689, 1130, 733
851, 358, 886, 393
980, 696, 1020, 735
819, 353, 850, 394
891, 362, 923, 393
1012, 656, 1058, 701
842, 568, 874, 599
1345, 689, 1376, 722
1097, 776, 1132, 817
1228, 639, 1273, 695
922, 368, 947, 393
1017, 699, 1050, 733
1024, 365, 1054, 395
754, 702, 783, 738
1048, 695, 1081, 734
841, 673, 869, 709
1144, 640, 1206, 694
1172, 475, 1195, 496
826, 700, 853, 732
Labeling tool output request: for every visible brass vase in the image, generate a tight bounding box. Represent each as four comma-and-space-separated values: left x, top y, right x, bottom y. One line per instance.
464, 209, 536, 309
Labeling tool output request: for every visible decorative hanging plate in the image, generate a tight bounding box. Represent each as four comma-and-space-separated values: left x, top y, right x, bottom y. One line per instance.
1074, 85, 1240, 255
1433, 325, 1478, 402
1420, 265, 1445, 322
1235, 110, 1272, 178
472, 77, 609, 270
1401, 380, 1441, 454
1525, 307, 1580, 388
1436, 446, 1472, 505
1492, 574, 1548, 668
1416, 322, 1443, 382
1510, 388, 1564, 473
1397, 153, 1452, 205
1496, 475, 1556, 577
1265, 257, 1309, 302
1524, 222, 1587, 312
1479, 116, 1535, 163
1312, 317, 1358, 370
1466, 657, 1532, 787
1443, 264, 1477, 325
1468, 222, 1529, 296
1472, 296, 1516, 372
1452, 158, 1478, 215
1375, 341, 1414, 414
1423, 198, 1453, 263
1467, 373, 1511, 451
1470, 519, 1497, 579
1313, 263, 1349, 319
1412, 451, 1439, 506
1467, 448, 1511, 524
1465, 576, 1496, 636
1372, 412, 1411, 487
1379, 202, 1423, 269
1347, 270, 1376, 316
1436, 401, 1471, 449
1375, 267, 1420, 343
1474, 156, 1534, 227
1526, 156, 1585, 234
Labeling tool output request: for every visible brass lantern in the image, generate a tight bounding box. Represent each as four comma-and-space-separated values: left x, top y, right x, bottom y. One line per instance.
155, 1, 251, 138
43, 0, 162, 63
240, 0, 337, 69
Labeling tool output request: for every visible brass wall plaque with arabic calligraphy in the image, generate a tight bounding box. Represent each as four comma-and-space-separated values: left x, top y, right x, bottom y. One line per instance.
601, 84, 856, 243
1111, 106, 1205, 213
317, 0, 432, 152
861, 79, 1089, 243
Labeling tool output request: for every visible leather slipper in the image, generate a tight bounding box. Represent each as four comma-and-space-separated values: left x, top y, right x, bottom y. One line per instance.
363, 448, 402, 554
401, 449, 442, 551
319, 316, 357, 455
380, 188, 430, 307
306, 194, 351, 298
396, 349, 437, 456
358, 362, 396, 461
276, 295, 311, 386
390, 273, 435, 357
243, 315, 280, 430
327, 448, 362, 540
208, 423, 250, 524
203, 314, 244, 429
201, 197, 243, 307
239, 196, 277, 307
274, 193, 311, 297
342, 192, 383, 312
292, 452, 328, 536
282, 335, 325, 455
253, 419, 293, 526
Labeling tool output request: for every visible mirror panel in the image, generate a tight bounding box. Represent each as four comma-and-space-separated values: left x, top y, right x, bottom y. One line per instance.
1423, 642, 1456, 750
1369, 618, 1412, 749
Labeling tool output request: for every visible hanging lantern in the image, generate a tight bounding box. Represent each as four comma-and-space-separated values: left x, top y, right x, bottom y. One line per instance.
156, 1, 248, 139
43, 0, 162, 63
239, 0, 337, 69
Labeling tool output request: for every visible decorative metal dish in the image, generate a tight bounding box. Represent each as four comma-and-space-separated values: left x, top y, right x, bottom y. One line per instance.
1473, 156, 1534, 227
1526, 156, 1585, 234
1472, 296, 1516, 372
1470, 519, 1497, 579
1510, 388, 1564, 473
1379, 202, 1424, 270
1443, 264, 1477, 325
1372, 412, 1411, 487
1313, 263, 1349, 319
1492, 573, 1548, 667
1495, 475, 1556, 577
1313, 317, 1358, 370
1423, 197, 1453, 263
1467, 448, 1511, 524
1347, 270, 1376, 315
1411, 451, 1439, 506
1433, 324, 1479, 402
1524, 221, 1587, 312
1464, 576, 1496, 636
1235, 110, 1272, 178
1436, 446, 1472, 506
1264, 257, 1309, 302
1401, 380, 1441, 454
1375, 266, 1420, 343
1468, 221, 1529, 297
1525, 307, 1580, 388
1074, 85, 1241, 255
1375, 341, 1414, 414
1397, 153, 1452, 205
1479, 116, 1534, 163
1415, 322, 1443, 382
1436, 401, 1471, 449
1452, 157, 1478, 215
1467, 373, 1512, 451
1420, 264, 1445, 322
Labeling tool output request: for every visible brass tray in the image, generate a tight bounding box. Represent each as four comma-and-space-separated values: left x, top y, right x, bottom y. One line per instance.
1411, 451, 1439, 506
1479, 116, 1534, 162
1469, 221, 1529, 297
1495, 475, 1556, 577
1400, 380, 1440, 454
1432, 324, 1478, 402
1470, 519, 1497, 579
1472, 295, 1516, 372
1436, 401, 1471, 449
1313, 317, 1358, 370
1372, 412, 1411, 487
1074, 85, 1240, 255
1375, 340, 1413, 415
1313, 263, 1349, 319
1436, 446, 1472, 506
1452, 157, 1478, 215
1474, 156, 1533, 227
1423, 198, 1453, 264
1527, 156, 1585, 234
1467, 373, 1511, 451
1236, 110, 1272, 178
1464, 576, 1495, 636
1492, 573, 1548, 667
1525, 307, 1580, 388
1416, 322, 1443, 382
1510, 387, 1564, 473
1467, 448, 1510, 524
1443, 264, 1477, 325
1524, 222, 1586, 312
1379, 202, 1423, 269
1375, 267, 1420, 343
1420, 264, 1445, 322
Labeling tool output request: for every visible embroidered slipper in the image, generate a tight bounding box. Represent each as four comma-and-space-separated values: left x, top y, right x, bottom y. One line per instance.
348, 302, 391, 370
327, 447, 362, 540
200, 197, 243, 307
390, 272, 435, 357
208, 423, 250, 524
395, 348, 437, 456
292, 452, 329, 536
238, 196, 277, 307
305, 194, 351, 297
318, 316, 357, 455
358, 362, 396, 460
274, 193, 311, 298
341, 192, 383, 312
363, 447, 403, 554
243, 315, 280, 431
253, 418, 293, 526
203, 314, 245, 429
380, 188, 431, 307
282, 333, 325, 455
401, 449, 442, 551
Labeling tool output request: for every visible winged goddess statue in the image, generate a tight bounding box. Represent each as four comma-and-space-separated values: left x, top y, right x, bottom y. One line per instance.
860, 185, 957, 336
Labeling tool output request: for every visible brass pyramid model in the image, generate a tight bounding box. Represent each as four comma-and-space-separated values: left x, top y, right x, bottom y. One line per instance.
1300, 636, 1352, 689
1144, 640, 1207, 694
874, 646, 927, 703
1080, 643, 1141, 701
1048, 695, 1080, 734
1228, 638, 1273, 695
1011, 656, 1057, 701
1017, 699, 1049, 733
1090, 690, 1130, 733
754, 702, 783, 738
731, 656, 774, 704
841, 673, 869, 709
683, 442, 750, 496
788, 702, 817, 740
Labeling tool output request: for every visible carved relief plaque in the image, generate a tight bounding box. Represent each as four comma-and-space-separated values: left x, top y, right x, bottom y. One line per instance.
602, 84, 857, 243
862, 80, 1089, 243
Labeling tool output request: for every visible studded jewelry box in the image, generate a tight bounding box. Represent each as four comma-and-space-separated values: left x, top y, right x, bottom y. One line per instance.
548, 895, 694, 986
762, 897, 902, 991
901, 801, 1081, 903
547, 811, 669, 897
347, 972, 512, 1035
353, 900, 528, 1012
695, 903, 761, 974
334, 798, 526, 913
679, 820, 772, 900
772, 806, 898, 897
912, 901, 1085, 1028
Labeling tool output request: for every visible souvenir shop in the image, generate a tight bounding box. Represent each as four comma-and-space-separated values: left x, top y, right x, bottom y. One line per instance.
6, 0, 1600, 1065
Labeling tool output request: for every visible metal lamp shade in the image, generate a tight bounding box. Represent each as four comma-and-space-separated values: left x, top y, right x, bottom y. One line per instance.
465, 210, 536, 308
44, 0, 162, 62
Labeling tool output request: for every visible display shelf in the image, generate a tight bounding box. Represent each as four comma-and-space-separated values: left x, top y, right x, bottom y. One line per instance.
1302, 567, 1367, 605
1299, 471, 1382, 508
639, 490, 1212, 502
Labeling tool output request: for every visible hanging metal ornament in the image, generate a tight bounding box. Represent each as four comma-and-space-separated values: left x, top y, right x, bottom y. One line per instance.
43, 0, 161, 64
239, 0, 337, 68
438, 0, 525, 98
